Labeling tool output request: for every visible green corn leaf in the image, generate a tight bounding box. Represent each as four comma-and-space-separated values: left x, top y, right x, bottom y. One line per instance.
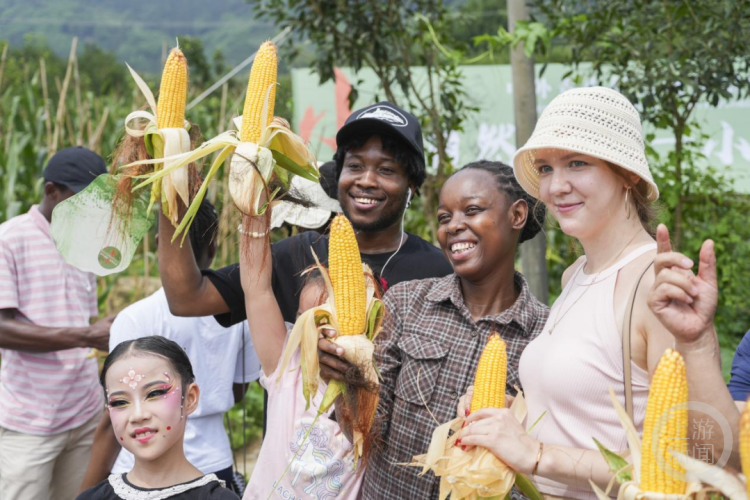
366, 300, 384, 341
593, 437, 632, 484
515, 473, 544, 500
271, 149, 320, 182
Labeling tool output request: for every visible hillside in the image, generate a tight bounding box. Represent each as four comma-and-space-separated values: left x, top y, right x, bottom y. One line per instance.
0, 0, 277, 72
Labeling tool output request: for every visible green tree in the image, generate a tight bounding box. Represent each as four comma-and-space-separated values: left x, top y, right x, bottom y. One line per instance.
176, 35, 213, 89
450, 0, 509, 59
77, 43, 129, 96
534, 0, 750, 249
246, 0, 477, 240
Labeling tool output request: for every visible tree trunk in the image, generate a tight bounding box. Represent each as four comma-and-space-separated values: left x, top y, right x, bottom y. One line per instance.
508, 0, 549, 304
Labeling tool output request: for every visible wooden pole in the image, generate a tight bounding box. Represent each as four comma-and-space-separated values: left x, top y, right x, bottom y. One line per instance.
51, 37, 78, 155
508, 0, 549, 304
39, 58, 53, 153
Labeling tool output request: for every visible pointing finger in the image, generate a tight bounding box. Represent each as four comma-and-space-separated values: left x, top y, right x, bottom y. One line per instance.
656, 224, 672, 255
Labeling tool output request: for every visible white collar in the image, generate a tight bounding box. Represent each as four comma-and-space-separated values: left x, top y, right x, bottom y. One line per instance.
108, 473, 223, 500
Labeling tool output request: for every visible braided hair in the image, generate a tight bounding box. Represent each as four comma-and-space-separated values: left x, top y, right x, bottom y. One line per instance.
461, 160, 546, 243
188, 198, 219, 261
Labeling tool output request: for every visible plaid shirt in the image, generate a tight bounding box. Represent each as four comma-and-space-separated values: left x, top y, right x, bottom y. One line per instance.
361, 272, 549, 499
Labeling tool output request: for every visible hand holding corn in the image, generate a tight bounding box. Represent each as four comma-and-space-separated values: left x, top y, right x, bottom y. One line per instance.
318, 328, 350, 383
458, 408, 540, 473
648, 224, 718, 345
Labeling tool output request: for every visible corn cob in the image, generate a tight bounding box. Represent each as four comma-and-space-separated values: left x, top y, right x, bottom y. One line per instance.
156, 48, 188, 129
470, 334, 507, 413
329, 215, 366, 336
741, 403, 750, 498
240, 41, 277, 143
640, 349, 688, 494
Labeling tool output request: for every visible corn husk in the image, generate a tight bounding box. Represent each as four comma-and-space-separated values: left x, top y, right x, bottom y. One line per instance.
123, 63, 192, 226
228, 142, 276, 215
123, 47, 319, 243
407, 392, 536, 500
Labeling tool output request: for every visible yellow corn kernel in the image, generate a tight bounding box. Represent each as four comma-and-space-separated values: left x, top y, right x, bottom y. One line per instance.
470, 334, 507, 414
156, 48, 188, 129
741, 403, 750, 498
240, 41, 277, 143
640, 349, 688, 494
329, 215, 366, 336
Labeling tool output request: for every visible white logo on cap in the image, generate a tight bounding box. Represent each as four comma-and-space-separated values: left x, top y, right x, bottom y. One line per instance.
357, 106, 408, 128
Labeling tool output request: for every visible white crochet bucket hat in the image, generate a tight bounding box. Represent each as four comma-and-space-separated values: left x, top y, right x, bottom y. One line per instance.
512, 86, 659, 202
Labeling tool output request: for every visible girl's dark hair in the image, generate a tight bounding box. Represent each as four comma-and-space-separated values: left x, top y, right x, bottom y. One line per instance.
460, 160, 546, 243
302, 267, 329, 306
333, 133, 427, 195
100, 336, 196, 398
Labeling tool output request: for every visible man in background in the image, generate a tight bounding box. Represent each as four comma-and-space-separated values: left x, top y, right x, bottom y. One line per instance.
0, 147, 113, 499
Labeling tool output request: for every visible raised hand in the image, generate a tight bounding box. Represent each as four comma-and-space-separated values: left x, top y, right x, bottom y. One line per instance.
647, 224, 718, 344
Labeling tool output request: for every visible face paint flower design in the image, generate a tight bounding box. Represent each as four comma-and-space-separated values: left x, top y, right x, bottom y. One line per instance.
120, 368, 143, 390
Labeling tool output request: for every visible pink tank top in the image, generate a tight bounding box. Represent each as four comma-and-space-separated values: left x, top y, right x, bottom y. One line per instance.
518, 244, 656, 500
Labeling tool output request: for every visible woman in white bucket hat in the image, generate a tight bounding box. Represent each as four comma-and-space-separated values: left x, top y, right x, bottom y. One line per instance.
456, 86, 735, 498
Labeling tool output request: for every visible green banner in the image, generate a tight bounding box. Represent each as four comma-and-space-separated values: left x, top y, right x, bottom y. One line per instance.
292, 64, 750, 192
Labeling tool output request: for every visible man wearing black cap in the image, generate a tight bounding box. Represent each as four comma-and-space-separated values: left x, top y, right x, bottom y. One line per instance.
0, 147, 113, 499
157, 101, 452, 325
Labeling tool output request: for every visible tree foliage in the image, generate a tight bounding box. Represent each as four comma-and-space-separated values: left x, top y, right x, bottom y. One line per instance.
528, 0, 750, 346
247, 0, 478, 239
534, 0, 750, 249
0, 34, 270, 444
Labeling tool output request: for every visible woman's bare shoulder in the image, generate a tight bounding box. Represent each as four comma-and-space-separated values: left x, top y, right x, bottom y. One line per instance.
561, 255, 586, 289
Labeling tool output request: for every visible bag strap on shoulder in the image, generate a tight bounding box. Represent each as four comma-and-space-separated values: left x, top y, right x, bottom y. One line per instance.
622, 259, 655, 423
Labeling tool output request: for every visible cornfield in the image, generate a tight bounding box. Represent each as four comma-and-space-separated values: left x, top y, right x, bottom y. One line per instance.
0, 37, 277, 455
0, 37, 289, 312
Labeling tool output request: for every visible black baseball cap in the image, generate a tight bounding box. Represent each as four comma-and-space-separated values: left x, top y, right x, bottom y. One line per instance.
42, 147, 108, 193
335, 101, 424, 159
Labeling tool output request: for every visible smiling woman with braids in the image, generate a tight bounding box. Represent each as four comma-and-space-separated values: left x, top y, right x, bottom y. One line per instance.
318, 159, 550, 498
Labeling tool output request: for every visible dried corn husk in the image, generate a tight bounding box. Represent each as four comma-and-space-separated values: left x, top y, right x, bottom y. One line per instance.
407, 392, 534, 500
123, 63, 192, 226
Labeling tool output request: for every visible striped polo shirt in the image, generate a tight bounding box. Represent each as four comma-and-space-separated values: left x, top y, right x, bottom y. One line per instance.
0, 205, 101, 435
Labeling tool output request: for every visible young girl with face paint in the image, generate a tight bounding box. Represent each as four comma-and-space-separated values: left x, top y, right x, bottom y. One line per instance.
77, 336, 239, 500
237, 205, 364, 499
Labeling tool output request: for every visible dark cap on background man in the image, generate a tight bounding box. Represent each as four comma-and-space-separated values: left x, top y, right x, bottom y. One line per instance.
42, 146, 108, 193
335, 101, 424, 160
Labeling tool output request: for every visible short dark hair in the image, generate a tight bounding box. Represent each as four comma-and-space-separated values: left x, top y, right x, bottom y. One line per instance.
460, 160, 546, 243
100, 336, 196, 398
188, 199, 218, 260
43, 180, 73, 195
333, 133, 427, 195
